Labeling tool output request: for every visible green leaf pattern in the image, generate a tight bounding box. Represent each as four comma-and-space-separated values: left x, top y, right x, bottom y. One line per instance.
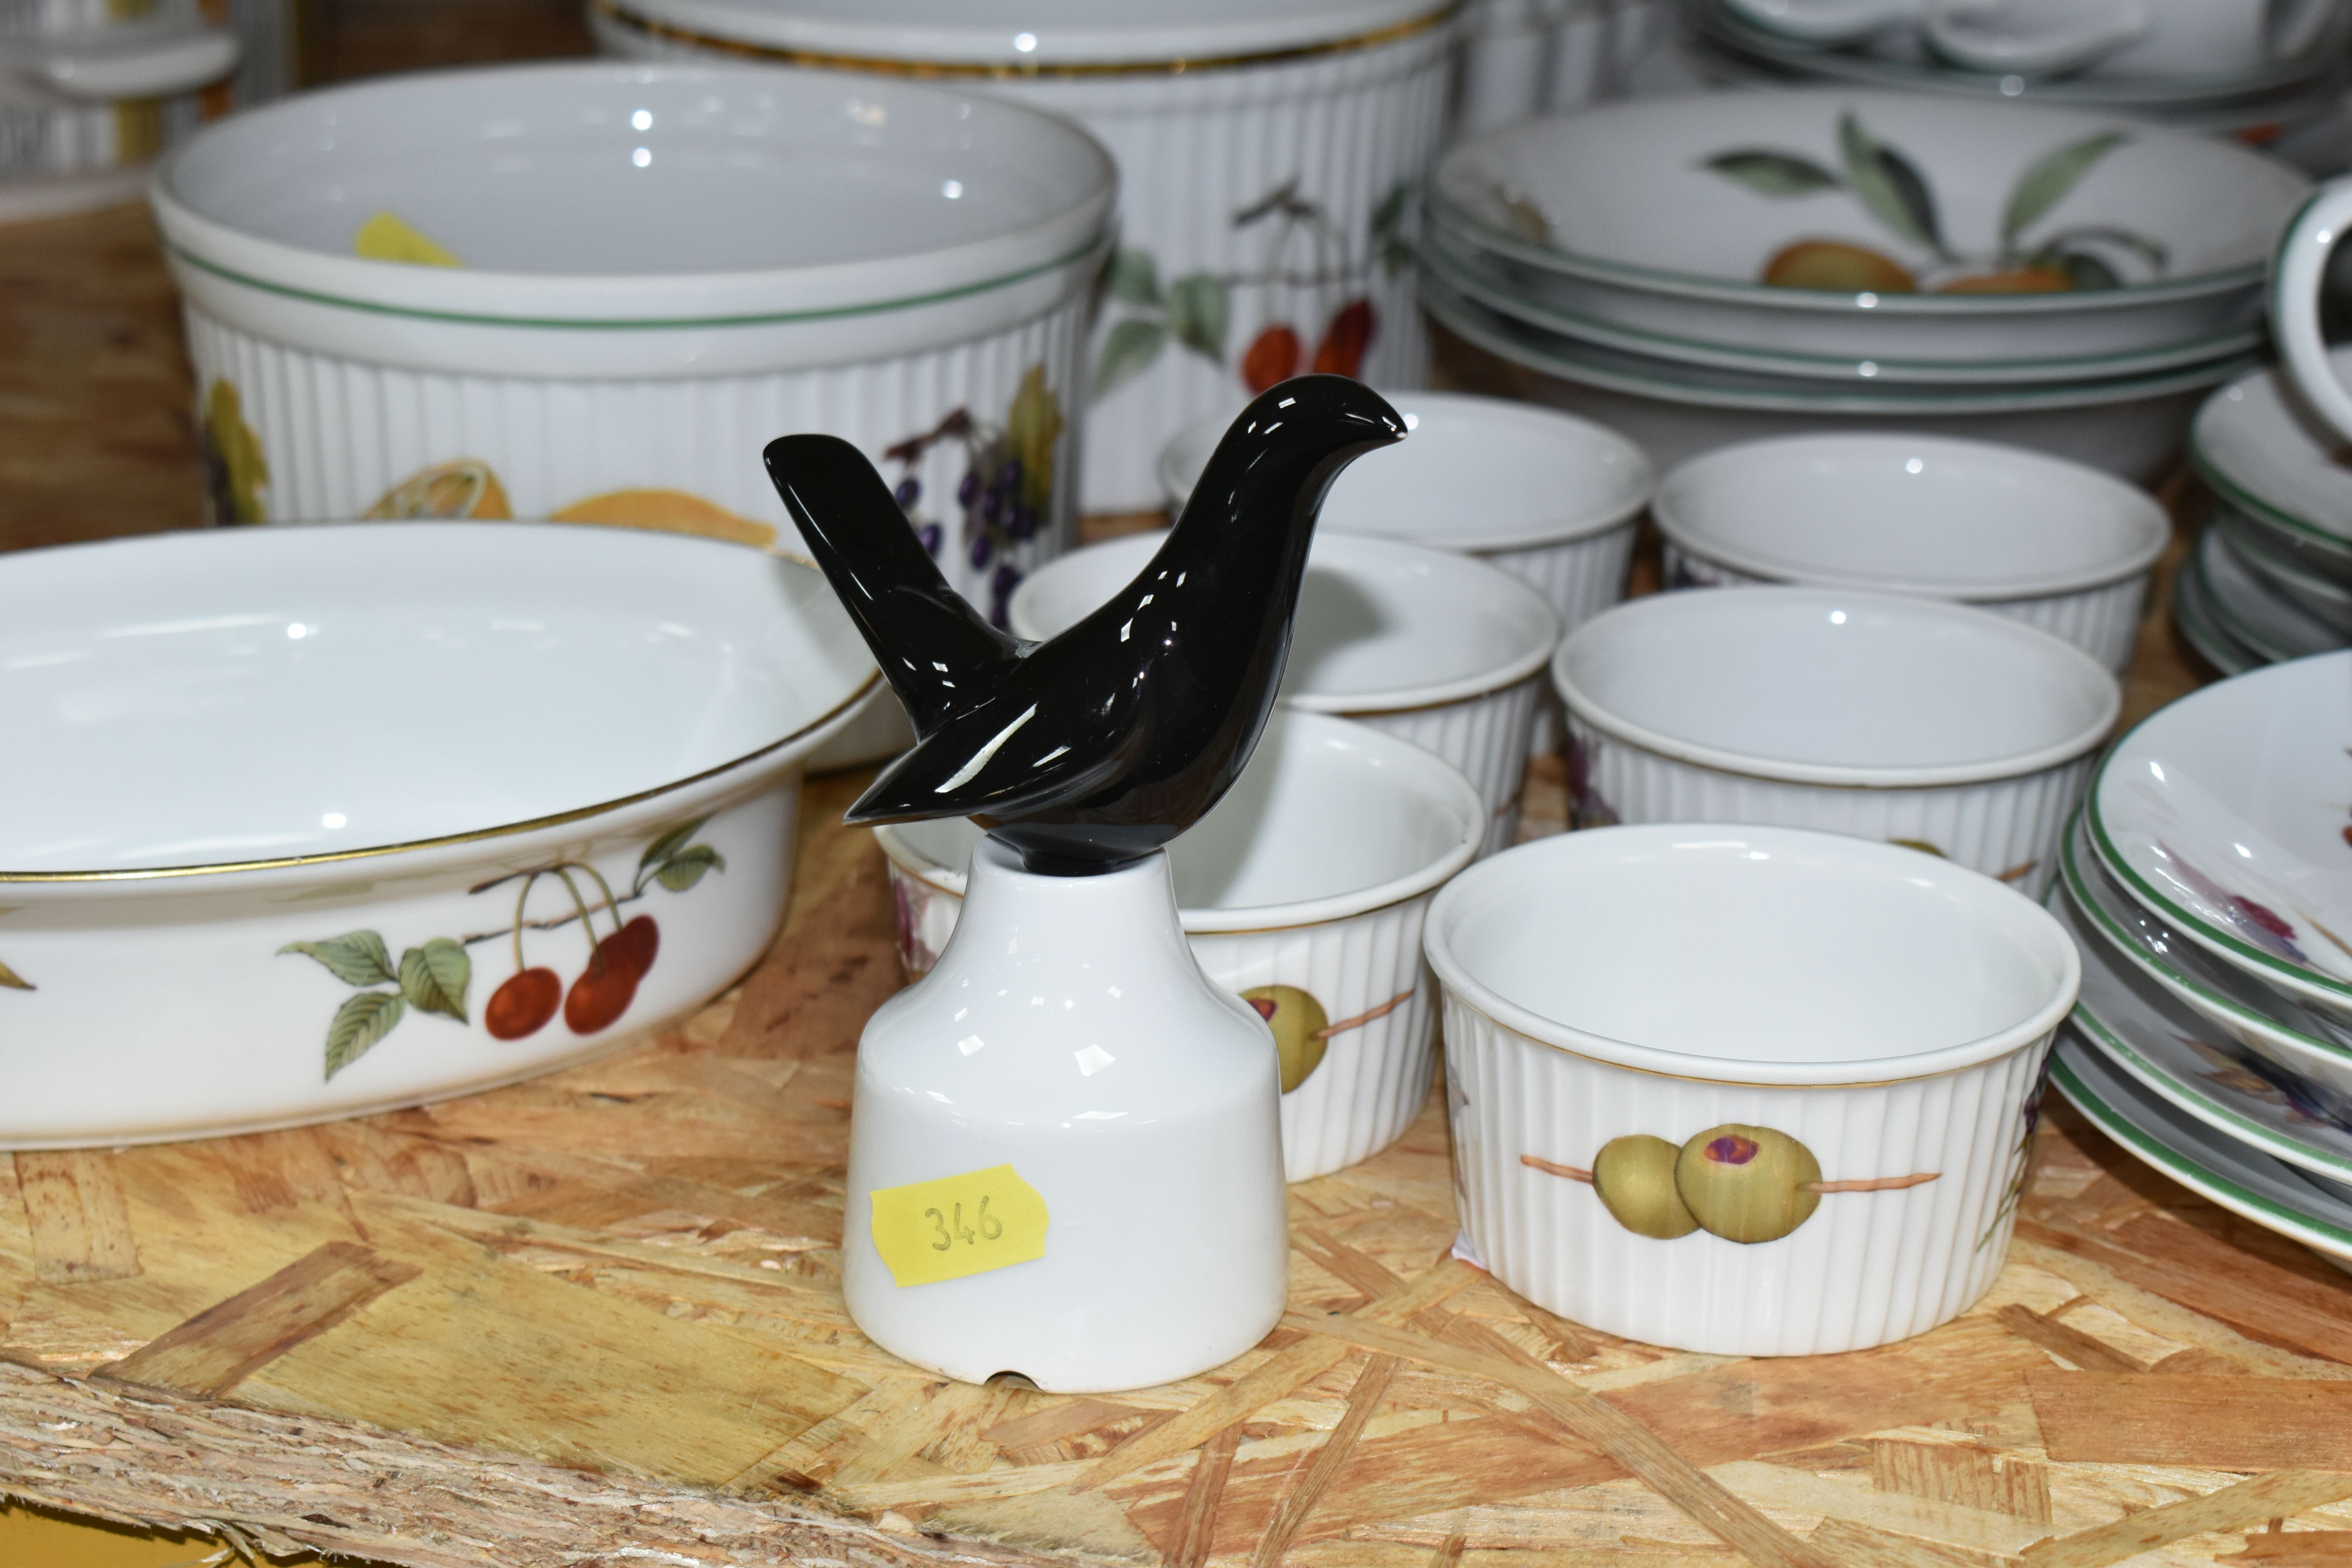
653, 844, 723, 893
278, 931, 396, 988
1704, 151, 1840, 196
0, 955, 31, 991
398, 937, 471, 1023
325, 990, 406, 1078
1838, 112, 1944, 258
2001, 131, 2125, 246
1166, 274, 1230, 363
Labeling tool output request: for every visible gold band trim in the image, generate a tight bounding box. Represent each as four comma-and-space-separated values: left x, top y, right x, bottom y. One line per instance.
4, 671, 880, 885
594, 0, 1457, 79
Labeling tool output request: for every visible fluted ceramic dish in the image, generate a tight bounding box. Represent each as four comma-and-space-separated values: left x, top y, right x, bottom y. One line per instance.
2055, 876, 2352, 1184
1555, 586, 2120, 895
590, 0, 1454, 512
1158, 392, 1653, 636
2090, 650, 2352, 1026
874, 710, 1483, 1183
0, 522, 873, 1147
1010, 531, 1559, 856
1429, 822, 2079, 1356
1655, 433, 2167, 670
1431, 89, 2310, 361
2052, 1031, 2352, 1263
151, 62, 1115, 619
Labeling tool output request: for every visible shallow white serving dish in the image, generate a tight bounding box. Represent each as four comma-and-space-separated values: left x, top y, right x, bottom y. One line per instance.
2053, 1031, 2352, 1263
2089, 649, 2352, 1025
1555, 586, 2119, 894
151, 62, 1114, 615
1428, 823, 2078, 1355
1655, 433, 2168, 671
1423, 267, 2241, 482
0, 522, 873, 1147
1011, 530, 1559, 856
875, 710, 1483, 1183
2192, 358, 2352, 584
2059, 818, 2352, 1153
592, 0, 1454, 512
1431, 89, 2310, 361
1158, 391, 1653, 635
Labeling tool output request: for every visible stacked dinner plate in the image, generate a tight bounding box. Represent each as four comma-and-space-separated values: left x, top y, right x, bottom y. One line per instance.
2176, 361, 2352, 673
1680, 0, 2352, 152
2051, 651, 2352, 1265
1421, 87, 2305, 476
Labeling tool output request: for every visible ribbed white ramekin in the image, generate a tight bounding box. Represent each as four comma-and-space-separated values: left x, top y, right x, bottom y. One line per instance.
1428, 825, 2078, 1356
1557, 587, 2121, 897
1348, 674, 1548, 856
593, 3, 1454, 512
875, 711, 1485, 1182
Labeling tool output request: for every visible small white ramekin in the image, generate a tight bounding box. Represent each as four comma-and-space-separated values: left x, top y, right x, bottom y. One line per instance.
1555, 586, 2119, 897
1427, 823, 2079, 1356
1655, 434, 2169, 673
1160, 390, 1654, 636
1012, 530, 1559, 855
875, 710, 1484, 1182
149, 62, 1114, 621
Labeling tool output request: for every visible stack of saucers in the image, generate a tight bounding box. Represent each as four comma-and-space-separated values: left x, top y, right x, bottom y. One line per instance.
2051, 651, 2352, 1264
2177, 362, 2352, 674
1422, 87, 2305, 477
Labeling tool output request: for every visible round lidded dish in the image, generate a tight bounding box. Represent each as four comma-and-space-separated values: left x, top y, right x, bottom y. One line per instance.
0, 521, 874, 1147
1554, 586, 2121, 895
2087, 649, 2352, 1027
1429, 88, 2310, 362
589, 0, 1455, 512
1654, 432, 2169, 671
1427, 822, 2079, 1356
1010, 530, 1560, 856
150, 62, 1116, 621
875, 710, 1485, 1182
1158, 390, 1654, 634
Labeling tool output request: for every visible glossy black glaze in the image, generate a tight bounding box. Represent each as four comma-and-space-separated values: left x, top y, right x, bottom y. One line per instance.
764, 375, 1405, 873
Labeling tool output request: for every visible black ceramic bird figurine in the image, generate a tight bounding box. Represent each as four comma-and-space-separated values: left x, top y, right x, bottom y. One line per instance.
765, 375, 1406, 873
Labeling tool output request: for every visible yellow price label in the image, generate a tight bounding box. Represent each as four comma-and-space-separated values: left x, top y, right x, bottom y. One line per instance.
868, 1163, 1049, 1288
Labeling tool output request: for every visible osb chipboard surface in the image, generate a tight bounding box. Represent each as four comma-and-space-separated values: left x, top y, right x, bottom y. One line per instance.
3, 769, 2352, 1568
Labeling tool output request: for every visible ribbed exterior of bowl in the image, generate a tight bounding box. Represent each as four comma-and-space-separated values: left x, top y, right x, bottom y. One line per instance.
181, 295, 1089, 613
1348, 673, 1545, 857
1442, 994, 2053, 1355
881, 862, 1439, 1182
1482, 523, 1637, 635
1661, 545, 2149, 673
597, 12, 1453, 512
1566, 715, 2090, 898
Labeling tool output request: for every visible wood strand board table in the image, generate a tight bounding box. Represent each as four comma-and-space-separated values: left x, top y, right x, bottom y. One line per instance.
0, 193, 2322, 1568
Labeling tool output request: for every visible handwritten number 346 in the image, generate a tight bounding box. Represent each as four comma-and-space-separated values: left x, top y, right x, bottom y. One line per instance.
925, 1198, 1005, 1251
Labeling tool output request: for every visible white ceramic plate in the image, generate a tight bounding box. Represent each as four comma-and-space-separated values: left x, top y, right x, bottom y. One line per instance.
2169, 552, 2259, 675
2089, 649, 2352, 1022
2217, 506, 2352, 633
2052, 1031, 2352, 1261
2192, 359, 2352, 576
2058, 879, 2352, 1182
2194, 525, 2349, 663
1431, 88, 2308, 361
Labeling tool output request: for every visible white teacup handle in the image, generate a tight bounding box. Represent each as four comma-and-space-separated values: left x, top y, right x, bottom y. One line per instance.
1924, 0, 2146, 74
2272, 182, 2352, 446
5, 19, 240, 103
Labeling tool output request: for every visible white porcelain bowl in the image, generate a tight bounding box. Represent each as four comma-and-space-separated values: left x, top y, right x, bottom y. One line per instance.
1555, 586, 2121, 895
1432, 89, 2310, 361
1158, 391, 1654, 634
1655, 434, 2169, 671
2088, 649, 2352, 1027
1428, 823, 2078, 1355
0, 522, 873, 1147
874, 710, 1484, 1182
1011, 531, 1559, 855
592, 0, 1455, 512
150, 62, 1116, 618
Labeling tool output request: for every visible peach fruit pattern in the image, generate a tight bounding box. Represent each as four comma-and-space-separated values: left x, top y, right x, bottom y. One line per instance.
279, 818, 724, 1080
1523, 1125, 1940, 1244
1705, 112, 2163, 296
1093, 178, 1413, 403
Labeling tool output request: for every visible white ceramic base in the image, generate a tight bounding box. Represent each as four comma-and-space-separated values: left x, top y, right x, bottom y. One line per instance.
841, 841, 1290, 1391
